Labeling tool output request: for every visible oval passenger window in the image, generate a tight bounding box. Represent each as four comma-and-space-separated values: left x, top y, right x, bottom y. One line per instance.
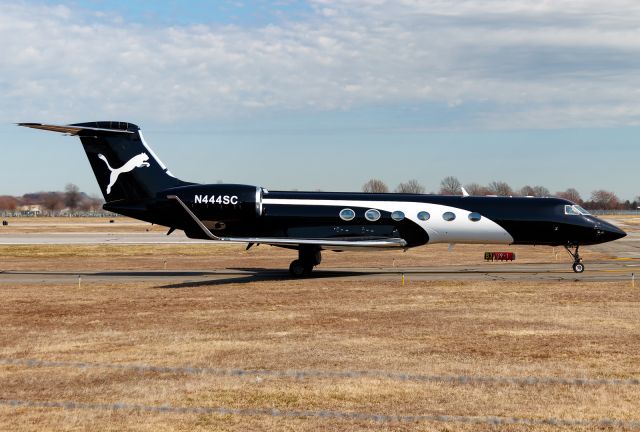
365, 209, 381, 221
391, 211, 405, 221
443, 211, 456, 221
339, 208, 356, 221
468, 212, 481, 222
417, 211, 430, 221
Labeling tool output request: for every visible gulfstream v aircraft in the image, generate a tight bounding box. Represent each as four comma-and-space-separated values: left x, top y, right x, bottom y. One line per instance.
20, 121, 626, 276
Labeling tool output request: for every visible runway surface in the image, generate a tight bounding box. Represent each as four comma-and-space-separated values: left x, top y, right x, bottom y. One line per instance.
0, 231, 208, 244
1, 260, 638, 286
3, 229, 640, 255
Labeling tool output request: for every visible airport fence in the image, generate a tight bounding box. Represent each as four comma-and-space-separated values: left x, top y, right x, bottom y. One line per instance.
1, 357, 639, 428
591, 210, 640, 215
0, 210, 118, 217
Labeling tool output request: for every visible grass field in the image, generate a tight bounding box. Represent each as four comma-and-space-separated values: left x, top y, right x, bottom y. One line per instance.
0, 217, 638, 430
0, 216, 166, 233
1, 277, 639, 431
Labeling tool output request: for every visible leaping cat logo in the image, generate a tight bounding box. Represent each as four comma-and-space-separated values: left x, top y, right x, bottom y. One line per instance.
97, 153, 151, 194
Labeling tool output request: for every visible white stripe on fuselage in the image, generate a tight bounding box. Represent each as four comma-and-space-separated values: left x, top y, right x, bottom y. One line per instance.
262, 198, 514, 245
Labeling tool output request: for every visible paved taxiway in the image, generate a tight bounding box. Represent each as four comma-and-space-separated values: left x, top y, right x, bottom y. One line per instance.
0, 232, 207, 244
1, 260, 638, 286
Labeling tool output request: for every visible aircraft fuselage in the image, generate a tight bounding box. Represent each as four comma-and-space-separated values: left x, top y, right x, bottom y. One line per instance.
105, 185, 626, 250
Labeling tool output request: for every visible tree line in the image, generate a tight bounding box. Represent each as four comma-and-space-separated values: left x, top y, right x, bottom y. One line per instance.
0, 184, 104, 212
362, 177, 638, 210
0, 179, 635, 211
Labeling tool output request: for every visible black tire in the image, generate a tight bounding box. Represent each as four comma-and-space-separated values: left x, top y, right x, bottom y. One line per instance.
289, 260, 306, 277
572, 262, 585, 273
303, 264, 314, 276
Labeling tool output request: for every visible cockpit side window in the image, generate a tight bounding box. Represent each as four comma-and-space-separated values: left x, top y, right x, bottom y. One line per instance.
564, 205, 581, 216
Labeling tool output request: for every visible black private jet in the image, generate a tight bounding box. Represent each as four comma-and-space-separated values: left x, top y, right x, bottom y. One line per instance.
20, 121, 626, 276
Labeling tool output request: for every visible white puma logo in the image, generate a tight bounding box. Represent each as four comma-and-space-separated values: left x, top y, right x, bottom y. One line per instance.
97, 153, 151, 194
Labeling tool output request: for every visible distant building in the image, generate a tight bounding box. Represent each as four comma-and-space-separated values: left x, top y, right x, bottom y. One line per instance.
17, 204, 42, 215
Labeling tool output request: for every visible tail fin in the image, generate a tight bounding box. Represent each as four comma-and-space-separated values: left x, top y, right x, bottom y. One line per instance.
19, 121, 188, 202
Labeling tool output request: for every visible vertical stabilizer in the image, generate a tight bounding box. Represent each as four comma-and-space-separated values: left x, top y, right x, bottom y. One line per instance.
19, 121, 188, 202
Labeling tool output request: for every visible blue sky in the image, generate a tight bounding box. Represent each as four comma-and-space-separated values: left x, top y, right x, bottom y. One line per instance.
35, 0, 314, 26
2, 0, 640, 200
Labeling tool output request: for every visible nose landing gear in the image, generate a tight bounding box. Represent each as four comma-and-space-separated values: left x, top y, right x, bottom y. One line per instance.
289, 247, 322, 277
564, 244, 584, 273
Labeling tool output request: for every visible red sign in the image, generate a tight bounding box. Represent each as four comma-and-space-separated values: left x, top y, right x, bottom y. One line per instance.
484, 252, 516, 261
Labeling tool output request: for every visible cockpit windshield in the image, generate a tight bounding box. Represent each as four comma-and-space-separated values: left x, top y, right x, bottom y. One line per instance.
574, 205, 591, 215
564, 205, 580, 215
564, 205, 591, 216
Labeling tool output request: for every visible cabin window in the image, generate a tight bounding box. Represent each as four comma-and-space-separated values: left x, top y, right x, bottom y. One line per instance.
417, 211, 430, 221
365, 209, 381, 221
339, 208, 356, 221
564, 205, 581, 216
443, 211, 456, 221
468, 212, 482, 222
391, 210, 405, 221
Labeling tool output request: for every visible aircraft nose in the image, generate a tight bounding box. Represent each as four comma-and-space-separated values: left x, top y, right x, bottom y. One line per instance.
596, 221, 626, 242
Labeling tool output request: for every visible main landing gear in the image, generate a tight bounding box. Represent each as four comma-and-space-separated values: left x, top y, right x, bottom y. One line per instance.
289, 247, 322, 277
564, 244, 585, 273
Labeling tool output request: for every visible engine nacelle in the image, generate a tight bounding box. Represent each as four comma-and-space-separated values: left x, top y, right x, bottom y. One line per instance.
162, 184, 263, 221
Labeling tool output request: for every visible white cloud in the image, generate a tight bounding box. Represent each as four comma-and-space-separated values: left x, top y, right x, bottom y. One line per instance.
2, 0, 640, 128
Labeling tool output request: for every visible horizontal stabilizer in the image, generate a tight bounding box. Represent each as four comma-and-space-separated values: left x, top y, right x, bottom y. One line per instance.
18, 122, 136, 135
168, 195, 407, 249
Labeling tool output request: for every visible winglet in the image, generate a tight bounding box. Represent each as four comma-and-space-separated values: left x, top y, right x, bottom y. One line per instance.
461, 186, 470, 197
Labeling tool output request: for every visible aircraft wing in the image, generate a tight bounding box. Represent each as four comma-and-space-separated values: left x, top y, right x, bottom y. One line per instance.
168, 195, 407, 249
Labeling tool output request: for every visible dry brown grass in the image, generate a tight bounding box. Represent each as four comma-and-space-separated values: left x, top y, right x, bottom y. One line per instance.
1, 275, 639, 431
0, 214, 620, 272
0, 216, 164, 233
0, 242, 608, 274
0, 216, 636, 430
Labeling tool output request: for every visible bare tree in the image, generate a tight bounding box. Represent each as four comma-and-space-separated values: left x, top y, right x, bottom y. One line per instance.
41, 192, 64, 212
76, 194, 103, 211
362, 179, 389, 193
488, 181, 513, 196
396, 179, 425, 194
64, 183, 82, 209
439, 176, 462, 195
519, 185, 536, 196
590, 190, 620, 210
0, 196, 18, 210
532, 186, 550, 197
464, 183, 490, 196
556, 188, 583, 204
520, 185, 550, 197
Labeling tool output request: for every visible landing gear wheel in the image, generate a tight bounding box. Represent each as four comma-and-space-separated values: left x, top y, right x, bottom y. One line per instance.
564, 244, 584, 273
288, 247, 321, 277
289, 260, 306, 277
